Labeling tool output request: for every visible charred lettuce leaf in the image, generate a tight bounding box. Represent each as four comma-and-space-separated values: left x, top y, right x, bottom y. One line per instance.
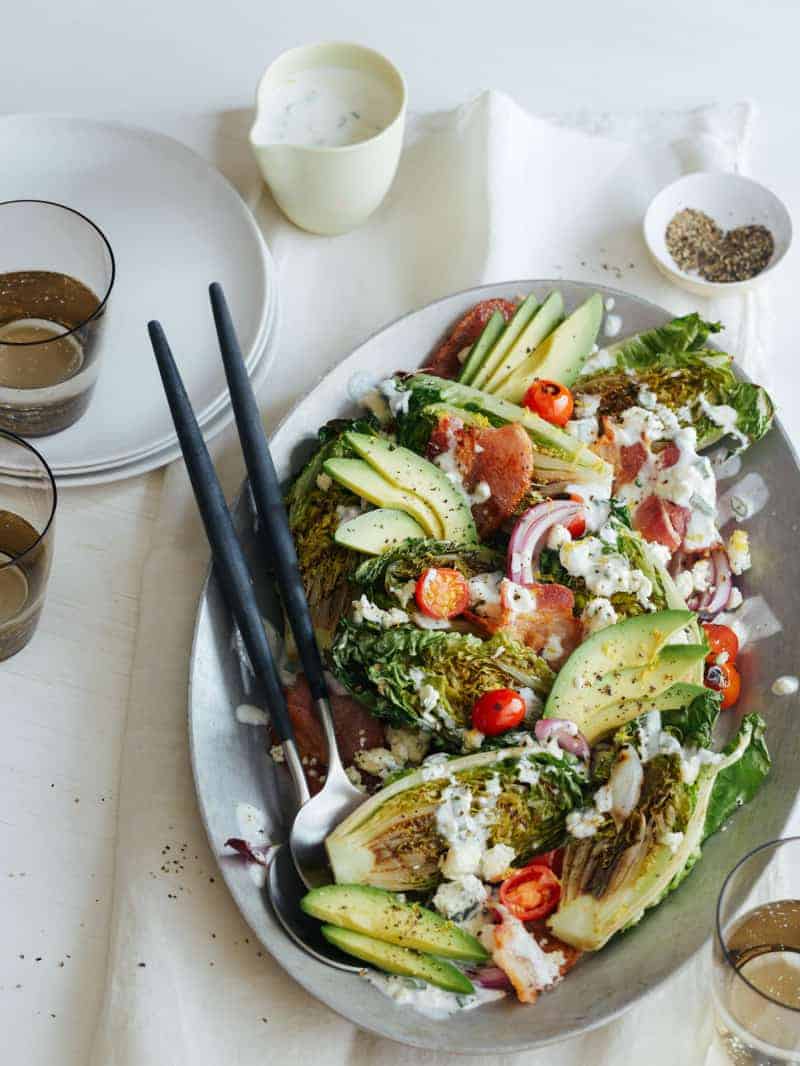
330, 620, 553, 749
576, 315, 774, 450
549, 711, 769, 951
704, 713, 770, 839
602, 313, 722, 364
326, 747, 586, 890
285, 417, 379, 647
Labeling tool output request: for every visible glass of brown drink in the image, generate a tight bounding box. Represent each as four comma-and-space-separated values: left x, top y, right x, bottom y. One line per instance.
0, 200, 115, 435
0, 431, 56, 660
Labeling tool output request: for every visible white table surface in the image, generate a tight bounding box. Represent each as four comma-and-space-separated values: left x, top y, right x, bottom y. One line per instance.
1, 3, 799, 1063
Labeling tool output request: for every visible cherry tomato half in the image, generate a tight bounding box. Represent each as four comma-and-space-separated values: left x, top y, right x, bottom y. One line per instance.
415, 567, 469, 619
472, 688, 526, 735
705, 661, 741, 710
565, 493, 586, 538
499, 862, 561, 921
702, 623, 739, 665
523, 380, 574, 427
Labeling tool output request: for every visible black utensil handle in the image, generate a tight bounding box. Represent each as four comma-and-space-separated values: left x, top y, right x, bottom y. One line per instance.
209, 283, 329, 703
148, 320, 296, 743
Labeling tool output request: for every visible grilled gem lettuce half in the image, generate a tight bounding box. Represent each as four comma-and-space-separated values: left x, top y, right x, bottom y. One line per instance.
285, 417, 379, 647
548, 707, 769, 951
326, 747, 586, 891
575, 313, 774, 450
330, 621, 553, 749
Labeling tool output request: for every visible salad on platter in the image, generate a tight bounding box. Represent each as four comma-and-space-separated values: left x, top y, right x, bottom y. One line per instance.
235, 289, 777, 1015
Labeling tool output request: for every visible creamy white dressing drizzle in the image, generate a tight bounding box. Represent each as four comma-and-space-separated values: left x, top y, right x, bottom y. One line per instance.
711, 449, 743, 480
604, 313, 623, 338
255, 66, 397, 148
235, 704, 269, 726
558, 528, 653, 607
364, 972, 505, 1017
564, 417, 599, 444
698, 394, 746, 447
431, 420, 493, 507
717, 472, 770, 525
580, 348, 614, 375
772, 675, 799, 696
234, 802, 271, 887
347, 370, 381, 402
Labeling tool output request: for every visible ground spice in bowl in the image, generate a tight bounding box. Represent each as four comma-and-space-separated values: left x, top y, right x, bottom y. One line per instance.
665, 207, 775, 283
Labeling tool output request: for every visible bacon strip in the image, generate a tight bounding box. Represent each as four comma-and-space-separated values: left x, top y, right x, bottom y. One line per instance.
633, 494, 690, 552
617, 442, 648, 485
281, 676, 385, 793
429, 417, 534, 538
425, 299, 516, 380
466, 583, 580, 668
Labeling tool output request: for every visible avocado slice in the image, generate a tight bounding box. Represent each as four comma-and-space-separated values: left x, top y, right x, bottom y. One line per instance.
471, 293, 539, 390
334, 508, 426, 555
608, 681, 709, 722
344, 432, 477, 545
483, 291, 564, 394
494, 293, 604, 401
321, 925, 476, 994
561, 644, 708, 743
302, 883, 488, 961
544, 609, 693, 725
324, 458, 444, 538
458, 310, 507, 385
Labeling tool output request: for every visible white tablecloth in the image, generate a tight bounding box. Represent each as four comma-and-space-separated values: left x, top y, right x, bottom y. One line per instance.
2, 93, 795, 1065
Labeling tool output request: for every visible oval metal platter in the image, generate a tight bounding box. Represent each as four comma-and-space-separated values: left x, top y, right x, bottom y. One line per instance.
189, 280, 800, 1053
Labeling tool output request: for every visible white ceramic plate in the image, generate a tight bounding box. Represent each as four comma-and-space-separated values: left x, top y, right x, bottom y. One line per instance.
53, 302, 279, 488
0, 115, 277, 478
190, 280, 800, 1052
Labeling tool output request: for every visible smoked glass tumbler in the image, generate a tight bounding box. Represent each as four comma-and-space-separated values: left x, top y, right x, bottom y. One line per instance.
0, 199, 115, 435
0, 431, 56, 660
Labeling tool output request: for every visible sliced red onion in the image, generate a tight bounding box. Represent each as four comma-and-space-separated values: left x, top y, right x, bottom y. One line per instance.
702, 548, 732, 619
507, 501, 584, 585
224, 837, 270, 866
689, 548, 732, 620
609, 746, 643, 823
535, 718, 591, 761
470, 965, 513, 991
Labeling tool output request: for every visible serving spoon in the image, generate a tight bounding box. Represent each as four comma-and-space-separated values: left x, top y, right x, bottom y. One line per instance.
209, 284, 365, 889
149, 296, 362, 970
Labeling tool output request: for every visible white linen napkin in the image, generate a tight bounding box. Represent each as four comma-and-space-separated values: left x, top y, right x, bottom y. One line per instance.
91, 91, 780, 1066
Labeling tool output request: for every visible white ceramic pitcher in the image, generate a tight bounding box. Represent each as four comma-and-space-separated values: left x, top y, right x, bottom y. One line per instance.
250, 42, 407, 236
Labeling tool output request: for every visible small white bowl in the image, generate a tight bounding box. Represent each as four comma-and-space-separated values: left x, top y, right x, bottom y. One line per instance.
250, 42, 407, 236
643, 172, 792, 296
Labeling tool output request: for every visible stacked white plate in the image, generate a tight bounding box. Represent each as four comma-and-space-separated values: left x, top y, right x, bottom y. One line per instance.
0, 116, 279, 486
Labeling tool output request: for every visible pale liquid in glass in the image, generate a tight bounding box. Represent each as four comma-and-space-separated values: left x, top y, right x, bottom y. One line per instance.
0, 319, 84, 388
714, 900, 800, 1064
0, 509, 49, 659
0, 270, 102, 434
